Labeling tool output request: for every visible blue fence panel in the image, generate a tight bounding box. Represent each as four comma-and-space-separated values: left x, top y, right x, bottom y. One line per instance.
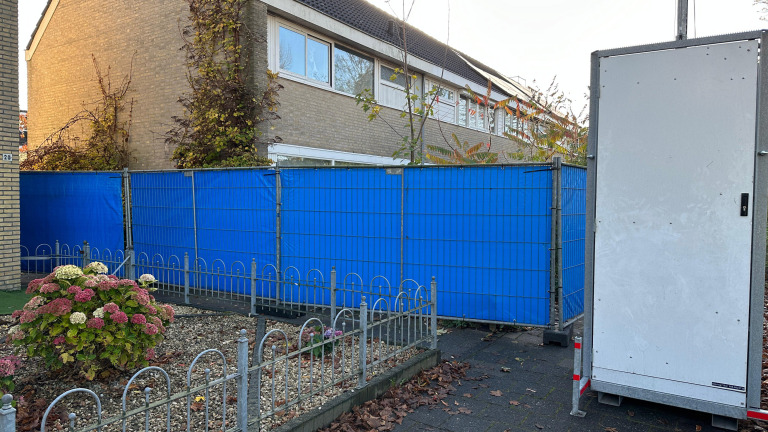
403, 166, 552, 325
20, 172, 124, 273
280, 168, 402, 309
561, 165, 587, 322
131, 169, 276, 295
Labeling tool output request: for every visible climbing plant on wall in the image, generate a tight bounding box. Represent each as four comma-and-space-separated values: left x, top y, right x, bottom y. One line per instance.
21, 56, 133, 171
166, 0, 282, 168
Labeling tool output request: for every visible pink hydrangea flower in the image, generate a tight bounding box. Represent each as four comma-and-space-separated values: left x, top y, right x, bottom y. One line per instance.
39, 283, 60, 294
136, 292, 151, 307
98, 280, 118, 291
40, 298, 72, 316
11, 330, 24, 341
84, 278, 99, 288
163, 305, 175, 323
131, 314, 147, 325
42, 273, 55, 283
52, 336, 66, 345
0, 356, 21, 377
19, 310, 38, 323
118, 279, 138, 289
11, 309, 22, 319
74, 288, 95, 303
86, 317, 105, 329
67, 285, 82, 295
150, 317, 166, 334
143, 323, 158, 335
110, 311, 128, 324
103, 302, 119, 314
23, 296, 44, 311
26, 278, 43, 294
146, 305, 157, 314
145, 348, 156, 360
107, 275, 118, 281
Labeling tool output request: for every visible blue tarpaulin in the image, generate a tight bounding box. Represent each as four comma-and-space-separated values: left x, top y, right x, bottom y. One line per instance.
20, 172, 124, 268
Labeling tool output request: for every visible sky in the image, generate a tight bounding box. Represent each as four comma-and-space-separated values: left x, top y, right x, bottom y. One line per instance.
17, 0, 767, 111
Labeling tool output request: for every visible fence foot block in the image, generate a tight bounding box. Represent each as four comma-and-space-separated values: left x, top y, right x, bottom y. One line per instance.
543, 326, 572, 347
597, 392, 624, 407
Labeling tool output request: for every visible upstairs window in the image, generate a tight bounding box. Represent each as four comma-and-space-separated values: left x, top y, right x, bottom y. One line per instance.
334, 45, 374, 95
426, 79, 456, 123
278, 26, 330, 83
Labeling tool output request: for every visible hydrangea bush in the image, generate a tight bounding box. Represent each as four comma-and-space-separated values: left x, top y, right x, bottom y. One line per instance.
9, 263, 175, 380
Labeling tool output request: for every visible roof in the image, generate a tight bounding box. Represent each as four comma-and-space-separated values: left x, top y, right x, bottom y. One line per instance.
26, 0, 53, 51
27, 0, 530, 99
293, 0, 530, 98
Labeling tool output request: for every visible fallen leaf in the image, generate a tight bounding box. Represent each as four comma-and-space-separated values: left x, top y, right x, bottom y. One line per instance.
463, 393, 472, 398
500, 367, 511, 373
535, 424, 544, 430
509, 400, 520, 406
604, 428, 618, 432
526, 388, 537, 393
490, 390, 502, 397
458, 407, 472, 414
454, 401, 459, 406
696, 426, 702, 432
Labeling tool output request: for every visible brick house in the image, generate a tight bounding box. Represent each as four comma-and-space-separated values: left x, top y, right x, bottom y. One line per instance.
26, 0, 534, 169
0, 0, 20, 290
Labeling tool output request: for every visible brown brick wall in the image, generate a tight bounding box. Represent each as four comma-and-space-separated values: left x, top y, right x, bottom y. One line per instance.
0, 0, 19, 290
27, 1, 520, 169
26, 0, 190, 170
270, 78, 522, 161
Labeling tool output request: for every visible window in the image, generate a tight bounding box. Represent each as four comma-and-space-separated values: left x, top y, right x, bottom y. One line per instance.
459, 95, 495, 132
334, 45, 374, 95
278, 25, 329, 83
378, 64, 421, 110
426, 79, 456, 123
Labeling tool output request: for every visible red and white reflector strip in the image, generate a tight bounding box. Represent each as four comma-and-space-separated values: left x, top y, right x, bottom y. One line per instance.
747, 410, 768, 421
580, 379, 591, 395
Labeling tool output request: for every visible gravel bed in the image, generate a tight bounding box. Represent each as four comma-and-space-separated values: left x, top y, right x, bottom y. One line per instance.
0, 306, 422, 432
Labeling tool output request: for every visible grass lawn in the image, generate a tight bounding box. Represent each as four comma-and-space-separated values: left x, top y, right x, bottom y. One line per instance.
0, 290, 31, 315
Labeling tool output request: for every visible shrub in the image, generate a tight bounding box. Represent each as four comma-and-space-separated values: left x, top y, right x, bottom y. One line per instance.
0, 355, 20, 407
10, 263, 174, 380
301, 326, 342, 357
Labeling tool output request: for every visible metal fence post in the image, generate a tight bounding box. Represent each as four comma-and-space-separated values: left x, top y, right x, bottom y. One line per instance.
357, 297, 368, 389
553, 157, 564, 331
236, 329, 249, 431
82, 241, 90, 268
54, 240, 60, 268
330, 267, 337, 323
570, 336, 587, 417
250, 259, 257, 315
183, 253, 190, 304
430, 277, 438, 350
0, 394, 15, 432
126, 248, 135, 281
275, 167, 282, 304
549, 157, 561, 329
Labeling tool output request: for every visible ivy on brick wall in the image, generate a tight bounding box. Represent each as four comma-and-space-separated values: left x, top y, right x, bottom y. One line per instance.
166, 0, 282, 168
21, 57, 133, 171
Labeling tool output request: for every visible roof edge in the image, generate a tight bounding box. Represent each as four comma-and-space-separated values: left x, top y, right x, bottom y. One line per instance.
25, 0, 58, 61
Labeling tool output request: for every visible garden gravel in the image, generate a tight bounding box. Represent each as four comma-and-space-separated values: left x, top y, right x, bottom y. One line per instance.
0, 306, 420, 432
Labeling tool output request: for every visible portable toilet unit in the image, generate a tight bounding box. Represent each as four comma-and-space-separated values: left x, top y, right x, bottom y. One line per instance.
571, 31, 768, 430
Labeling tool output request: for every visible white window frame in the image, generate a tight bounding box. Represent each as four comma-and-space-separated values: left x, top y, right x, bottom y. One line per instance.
424, 78, 457, 123
269, 143, 409, 166
274, 21, 332, 86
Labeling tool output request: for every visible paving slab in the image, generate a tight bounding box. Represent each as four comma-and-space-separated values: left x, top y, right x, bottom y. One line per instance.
391, 320, 765, 432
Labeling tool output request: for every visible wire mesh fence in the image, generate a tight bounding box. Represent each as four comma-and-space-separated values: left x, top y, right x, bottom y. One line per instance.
19, 162, 587, 327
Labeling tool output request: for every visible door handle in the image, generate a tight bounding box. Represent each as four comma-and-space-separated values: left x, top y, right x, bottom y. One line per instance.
741, 193, 749, 216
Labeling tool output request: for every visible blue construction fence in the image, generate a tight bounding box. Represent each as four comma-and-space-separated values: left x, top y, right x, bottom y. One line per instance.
20, 163, 586, 327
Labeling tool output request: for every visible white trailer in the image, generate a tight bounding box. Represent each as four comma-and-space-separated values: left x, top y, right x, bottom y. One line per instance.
571, 31, 768, 430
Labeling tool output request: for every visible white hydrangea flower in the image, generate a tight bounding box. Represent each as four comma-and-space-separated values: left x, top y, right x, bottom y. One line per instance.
138, 274, 156, 283
93, 307, 105, 318
85, 261, 109, 274
7, 325, 18, 336
55, 265, 84, 280
69, 312, 87, 324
